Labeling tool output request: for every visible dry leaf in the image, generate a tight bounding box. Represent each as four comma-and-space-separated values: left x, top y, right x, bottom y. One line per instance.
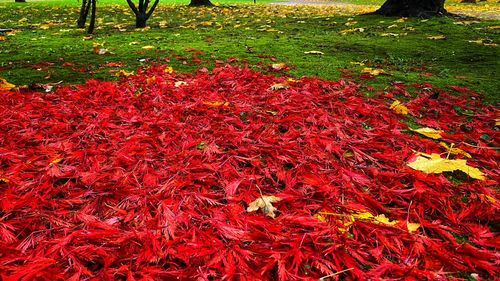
304, 50, 324, 55
164, 66, 174, 74
269, 83, 289, 90
361, 67, 385, 76
271, 63, 287, 71
0, 36, 6, 41
247, 195, 281, 218
203, 101, 229, 107
427, 35, 446, 40
142, 45, 156, 50
407, 152, 485, 180
115, 70, 134, 77
0, 78, 16, 91
389, 100, 409, 115
174, 81, 187, 87
410, 127, 444, 139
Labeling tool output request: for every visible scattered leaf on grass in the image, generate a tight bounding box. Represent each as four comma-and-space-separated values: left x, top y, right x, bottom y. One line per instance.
361, 67, 385, 76
409, 127, 444, 139
427, 35, 446, 40
407, 152, 485, 180
115, 70, 134, 77
142, 45, 156, 50
247, 195, 281, 218
304, 50, 324, 55
271, 63, 287, 71
0, 78, 16, 91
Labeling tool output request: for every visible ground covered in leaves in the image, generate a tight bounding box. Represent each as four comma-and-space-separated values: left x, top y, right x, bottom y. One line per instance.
0, 65, 498, 280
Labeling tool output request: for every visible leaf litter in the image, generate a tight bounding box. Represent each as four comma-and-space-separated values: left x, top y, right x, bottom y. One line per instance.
0, 64, 498, 280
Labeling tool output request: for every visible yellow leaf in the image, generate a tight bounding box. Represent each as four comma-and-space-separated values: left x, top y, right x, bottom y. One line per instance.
410, 127, 444, 139
495, 118, 500, 126
350, 61, 365, 66
269, 83, 289, 90
49, 157, 64, 166
271, 63, 287, 71
352, 211, 374, 220
407, 222, 420, 233
304, 50, 324, 55
0, 177, 9, 183
247, 195, 281, 218
0, 78, 16, 91
361, 67, 385, 76
374, 214, 397, 225
389, 100, 409, 116
407, 152, 485, 180
0, 36, 5, 41
82, 35, 93, 40
142, 45, 156, 50
314, 213, 327, 222
115, 70, 134, 77
203, 101, 229, 107
479, 194, 497, 204
487, 25, 500, 29
164, 66, 174, 74
439, 142, 472, 158
427, 35, 446, 40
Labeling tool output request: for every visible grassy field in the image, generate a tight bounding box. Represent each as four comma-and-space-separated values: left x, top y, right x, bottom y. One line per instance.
0, 0, 499, 102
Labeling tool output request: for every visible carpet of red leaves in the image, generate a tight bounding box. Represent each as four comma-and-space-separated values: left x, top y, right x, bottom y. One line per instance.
0, 65, 498, 280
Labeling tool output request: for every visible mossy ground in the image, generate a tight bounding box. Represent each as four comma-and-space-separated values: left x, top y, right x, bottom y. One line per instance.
0, 0, 498, 102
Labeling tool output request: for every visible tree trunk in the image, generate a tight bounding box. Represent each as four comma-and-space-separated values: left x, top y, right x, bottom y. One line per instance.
15, 0, 26, 2
189, 0, 214, 6
126, 0, 160, 28
87, 0, 96, 34
374, 0, 447, 17
77, 0, 91, 28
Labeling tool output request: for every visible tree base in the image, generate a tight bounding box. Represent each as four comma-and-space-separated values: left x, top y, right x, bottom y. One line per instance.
372, 0, 447, 17
188, 0, 214, 6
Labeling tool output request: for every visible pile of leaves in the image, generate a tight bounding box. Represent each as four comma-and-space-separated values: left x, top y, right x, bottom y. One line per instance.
0, 65, 498, 280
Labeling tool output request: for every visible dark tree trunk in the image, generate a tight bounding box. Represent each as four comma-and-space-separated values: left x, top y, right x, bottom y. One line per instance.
15, 0, 26, 2
375, 0, 447, 17
126, 0, 160, 28
87, 0, 96, 34
188, 0, 213, 6
77, 0, 91, 28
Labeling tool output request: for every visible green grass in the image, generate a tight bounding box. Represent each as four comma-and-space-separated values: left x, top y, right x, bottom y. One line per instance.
0, 1, 499, 103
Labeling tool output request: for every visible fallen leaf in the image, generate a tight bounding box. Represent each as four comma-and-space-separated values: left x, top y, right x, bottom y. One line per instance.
407, 152, 485, 180
269, 83, 289, 90
427, 35, 446, 40
142, 45, 156, 50
0, 36, 6, 41
174, 81, 187, 87
439, 142, 471, 158
389, 100, 409, 115
247, 195, 281, 218
406, 222, 420, 233
361, 67, 385, 76
203, 101, 229, 107
0, 78, 16, 91
271, 63, 287, 71
164, 66, 174, 74
115, 70, 134, 77
304, 50, 324, 55
410, 127, 444, 139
